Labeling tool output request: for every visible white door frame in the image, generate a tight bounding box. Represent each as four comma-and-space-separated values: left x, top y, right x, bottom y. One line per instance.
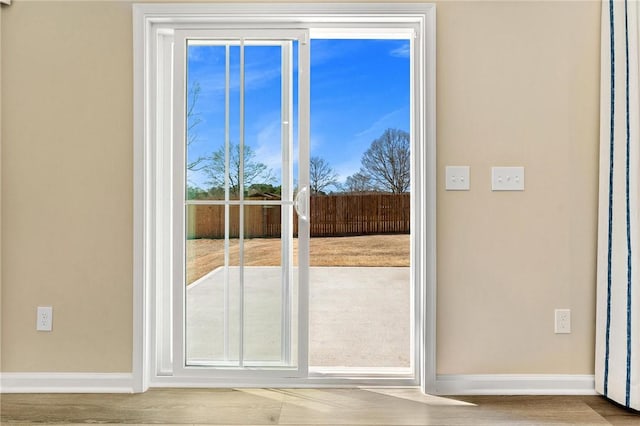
132, 2, 436, 393
172, 28, 311, 379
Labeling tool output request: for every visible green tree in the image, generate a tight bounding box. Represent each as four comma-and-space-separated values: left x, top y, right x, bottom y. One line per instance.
187, 185, 210, 200
248, 183, 282, 196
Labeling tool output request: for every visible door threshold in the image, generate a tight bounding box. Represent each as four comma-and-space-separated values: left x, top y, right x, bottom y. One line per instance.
148, 376, 420, 388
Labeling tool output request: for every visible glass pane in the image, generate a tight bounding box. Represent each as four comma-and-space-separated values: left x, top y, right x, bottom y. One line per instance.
242, 204, 286, 364
184, 39, 297, 369
185, 205, 241, 366
308, 39, 412, 370
228, 45, 242, 200
243, 45, 283, 198
227, 211, 242, 364
185, 43, 241, 201
308, 199, 411, 369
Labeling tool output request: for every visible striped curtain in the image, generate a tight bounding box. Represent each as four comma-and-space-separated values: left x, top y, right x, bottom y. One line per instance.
596, 0, 640, 410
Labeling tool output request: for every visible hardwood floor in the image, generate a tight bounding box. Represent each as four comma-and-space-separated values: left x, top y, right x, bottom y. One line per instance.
1, 388, 638, 425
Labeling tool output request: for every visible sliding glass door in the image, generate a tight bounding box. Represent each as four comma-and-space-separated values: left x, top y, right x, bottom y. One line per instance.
165, 25, 422, 384
172, 29, 310, 377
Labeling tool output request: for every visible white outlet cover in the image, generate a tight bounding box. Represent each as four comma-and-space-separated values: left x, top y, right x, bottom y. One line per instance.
37, 306, 53, 331
554, 308, 571, 334
492, 166, 525, 191
445, 166, 470, 191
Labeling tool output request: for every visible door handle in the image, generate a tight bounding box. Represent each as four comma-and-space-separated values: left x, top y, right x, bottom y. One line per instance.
294, 186, 309, 222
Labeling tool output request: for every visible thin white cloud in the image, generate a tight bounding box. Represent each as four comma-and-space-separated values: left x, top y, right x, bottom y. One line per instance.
390, 43, 410, 58
252, 117, 284, 181
310, 39, 358, 67
188, 47, 205, 63
309, 134, 325, 154
192, 64, 281, 96
244, 66, 282, 90
355, 108, 405, 138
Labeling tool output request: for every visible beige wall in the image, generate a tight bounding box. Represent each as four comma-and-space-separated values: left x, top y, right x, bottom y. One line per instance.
1, 0, 133, 372
436, 0, 600, 374
0, 3, 3, 372
0, 0, 601, 375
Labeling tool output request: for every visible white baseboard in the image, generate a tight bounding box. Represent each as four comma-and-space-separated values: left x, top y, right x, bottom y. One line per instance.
0, 372, 596, 395
0, 372, 135, 393
433, 374, 597, 395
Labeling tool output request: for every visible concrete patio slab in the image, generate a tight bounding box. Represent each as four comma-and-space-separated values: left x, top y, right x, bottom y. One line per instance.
186, 266, 410, 369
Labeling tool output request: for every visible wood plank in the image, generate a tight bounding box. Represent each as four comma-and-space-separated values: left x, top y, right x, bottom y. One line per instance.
1, 390, 634, 425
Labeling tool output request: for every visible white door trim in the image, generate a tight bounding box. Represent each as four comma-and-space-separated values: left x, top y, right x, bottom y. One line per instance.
132, 2, 436, 393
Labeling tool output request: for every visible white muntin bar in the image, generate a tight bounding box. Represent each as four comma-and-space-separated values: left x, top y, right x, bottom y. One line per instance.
238, 38, 245, 368
223, 44, 231, 362
280, 41, 293, 365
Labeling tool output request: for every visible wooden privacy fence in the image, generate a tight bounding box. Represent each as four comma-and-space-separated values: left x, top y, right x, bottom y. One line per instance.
187, 193, 410, 239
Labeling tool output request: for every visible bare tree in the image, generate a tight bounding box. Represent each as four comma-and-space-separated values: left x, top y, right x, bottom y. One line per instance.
357, 128, 410, 193
343, 172, 374, 193
186, 82, 206, 172
204, 143, 273, 196
309, 156, 339, 194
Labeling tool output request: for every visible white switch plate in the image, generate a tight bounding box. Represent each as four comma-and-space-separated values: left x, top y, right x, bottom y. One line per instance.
554, 309, 571, 334
492, 166, 525, 191
445, 166, 470, 191
37, 306, 53, 331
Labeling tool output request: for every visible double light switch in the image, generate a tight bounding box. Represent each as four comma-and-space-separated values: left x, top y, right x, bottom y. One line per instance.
445, 166, 470, 191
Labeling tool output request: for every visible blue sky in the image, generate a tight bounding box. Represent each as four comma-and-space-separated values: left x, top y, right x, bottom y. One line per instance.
186, 39, 410, 190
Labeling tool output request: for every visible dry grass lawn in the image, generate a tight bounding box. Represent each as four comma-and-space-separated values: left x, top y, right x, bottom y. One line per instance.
187, 234, 410, 284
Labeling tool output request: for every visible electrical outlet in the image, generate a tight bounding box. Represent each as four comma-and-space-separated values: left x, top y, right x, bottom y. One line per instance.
555, 309, 571, 334
37, 306, 53, 332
